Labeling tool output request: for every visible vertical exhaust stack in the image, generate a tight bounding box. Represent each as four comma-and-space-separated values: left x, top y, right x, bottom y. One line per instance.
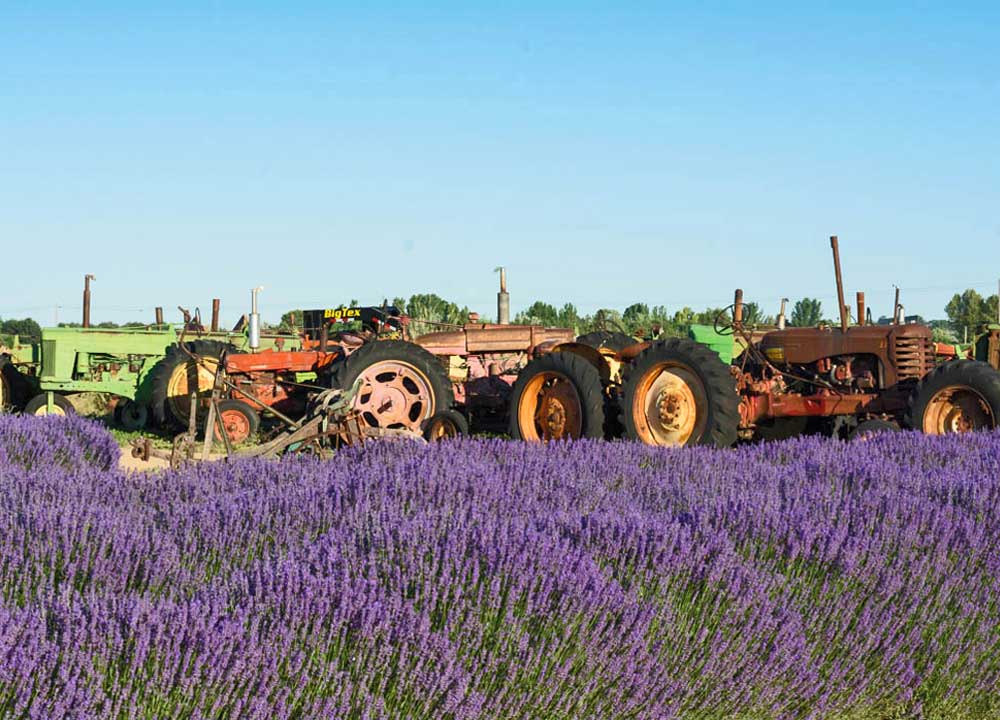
856, 292, 866, 326
155, 307, 164, 326
82, 274, 96, 328
497, 267, 510, 325
893, 287, 902, 324
830, 236, 849, 334
777, 298, 788, 330
733, 289, 744, 330
249, 286, 264, 351
211, 299, 221, 332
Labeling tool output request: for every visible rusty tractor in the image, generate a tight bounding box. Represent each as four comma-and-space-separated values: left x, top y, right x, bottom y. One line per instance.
506, 236, 1000, 446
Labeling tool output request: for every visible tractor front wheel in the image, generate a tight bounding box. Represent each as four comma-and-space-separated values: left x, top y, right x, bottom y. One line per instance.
24, 393, 75, 417
620, 338, 739, 448
216, 399, 260, 444
907, 361, 1000, 435
509, 352, 605, 442
114, 399, 148, 431
422, 409, 469, 441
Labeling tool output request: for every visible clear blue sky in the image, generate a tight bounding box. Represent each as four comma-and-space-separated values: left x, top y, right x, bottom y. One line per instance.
2, 2, 998, 326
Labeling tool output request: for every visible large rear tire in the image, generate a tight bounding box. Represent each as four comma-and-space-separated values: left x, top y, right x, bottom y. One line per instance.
149, 340, 235, 427
509, 351, 605, 441
329, 340, 453, 434
906, 360, 1000, 435
620, 338, 739, 448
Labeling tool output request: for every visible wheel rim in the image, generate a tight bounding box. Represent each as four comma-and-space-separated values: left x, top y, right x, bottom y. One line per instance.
33, 402, 67, 417
219, 408, 252, 444
632, 362, 707, 446
923, 386, 995, 434
354, 361, 435, 432
517, 371, 583, 441
165, 356, 219, 423
425, 415, 460, 441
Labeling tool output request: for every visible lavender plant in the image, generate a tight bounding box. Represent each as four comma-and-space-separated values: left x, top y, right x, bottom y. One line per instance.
1, 416, 999, 718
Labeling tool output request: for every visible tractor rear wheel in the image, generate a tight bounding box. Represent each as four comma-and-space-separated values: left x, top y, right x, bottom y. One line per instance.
24, 393, 75, 417
329, 340, 453, 435
620, 338, 739, 448
149, 340, 235, 427
0, 374, 9, 410
509, 351, 605, 441
907, 360, 1000, 435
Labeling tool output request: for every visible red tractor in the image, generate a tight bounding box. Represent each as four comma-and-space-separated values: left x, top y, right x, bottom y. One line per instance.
505, 237, 1000, 445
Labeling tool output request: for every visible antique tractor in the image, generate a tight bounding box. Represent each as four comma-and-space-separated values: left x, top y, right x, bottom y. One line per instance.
506, 237, 1000, 445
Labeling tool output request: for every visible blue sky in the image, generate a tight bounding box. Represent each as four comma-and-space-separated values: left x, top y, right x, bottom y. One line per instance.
2, 2, 998, 325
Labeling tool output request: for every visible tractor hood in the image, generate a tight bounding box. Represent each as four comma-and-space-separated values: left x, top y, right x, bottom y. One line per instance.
415, 324, 575, 356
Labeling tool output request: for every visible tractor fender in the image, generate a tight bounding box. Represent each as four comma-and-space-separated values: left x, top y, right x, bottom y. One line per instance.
548, 342, 614, 384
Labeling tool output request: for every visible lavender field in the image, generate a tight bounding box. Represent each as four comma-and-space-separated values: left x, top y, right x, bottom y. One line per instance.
2, 415, 1000, 719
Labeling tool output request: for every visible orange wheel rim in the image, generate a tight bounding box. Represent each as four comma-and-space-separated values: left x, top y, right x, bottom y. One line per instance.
426, 416, 459, 440
517, 371, 583, 441
353, 360, 435, 432
631, 362, 707, 446
220, 409, 251, 443
923, 386, 994, 434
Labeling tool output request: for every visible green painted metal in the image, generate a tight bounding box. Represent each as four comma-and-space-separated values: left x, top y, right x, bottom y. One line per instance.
4, 326, 301, 406
688, 324, 735, 364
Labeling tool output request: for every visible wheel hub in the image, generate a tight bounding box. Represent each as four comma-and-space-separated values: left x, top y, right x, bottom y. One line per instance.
354, 361, 434, 432
634, 363, 707, 446
518, 371, 583, 441
924, 386, 994, 434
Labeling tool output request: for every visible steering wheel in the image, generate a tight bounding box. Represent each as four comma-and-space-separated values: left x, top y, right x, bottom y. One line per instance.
713, 305, 738, 336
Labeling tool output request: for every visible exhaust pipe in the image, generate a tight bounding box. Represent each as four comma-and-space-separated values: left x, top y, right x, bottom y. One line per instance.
856, 292, 865, 326
82, 274, 95, 328
777, 298, 788, 330
497, 267, 510, 325
733, 289, 744, 330
155, 306, 164, 326
830, 236, 848, 334
211, 299, 221, 332
249, 286, 263, 351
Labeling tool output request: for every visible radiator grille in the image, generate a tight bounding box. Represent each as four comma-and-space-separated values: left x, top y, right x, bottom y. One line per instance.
893, 336, 934, 383
41, 340, 57, 378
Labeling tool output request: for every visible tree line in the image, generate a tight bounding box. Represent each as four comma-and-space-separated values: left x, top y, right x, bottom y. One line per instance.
4, 289, 998, 346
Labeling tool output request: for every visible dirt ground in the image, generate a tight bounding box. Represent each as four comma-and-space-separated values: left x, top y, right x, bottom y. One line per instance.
119, 450, 170, 472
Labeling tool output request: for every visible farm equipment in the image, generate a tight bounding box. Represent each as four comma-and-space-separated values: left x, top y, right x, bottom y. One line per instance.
130, 368, 424, 469
507, 236, 1000, 446
0, 281, 302, 428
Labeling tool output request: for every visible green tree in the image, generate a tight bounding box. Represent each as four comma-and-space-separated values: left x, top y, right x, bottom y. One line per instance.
945, 289, 999, 337
0, 317, 42, 339
514, 301, 560, 327
405, 294, 470, 336
790, 298, 823, 327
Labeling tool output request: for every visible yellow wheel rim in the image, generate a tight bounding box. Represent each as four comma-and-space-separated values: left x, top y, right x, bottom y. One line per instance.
165, 356, 220, 423
632, 362, 708, 446
33, 402, 67, 417
923, 385, 995, 434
